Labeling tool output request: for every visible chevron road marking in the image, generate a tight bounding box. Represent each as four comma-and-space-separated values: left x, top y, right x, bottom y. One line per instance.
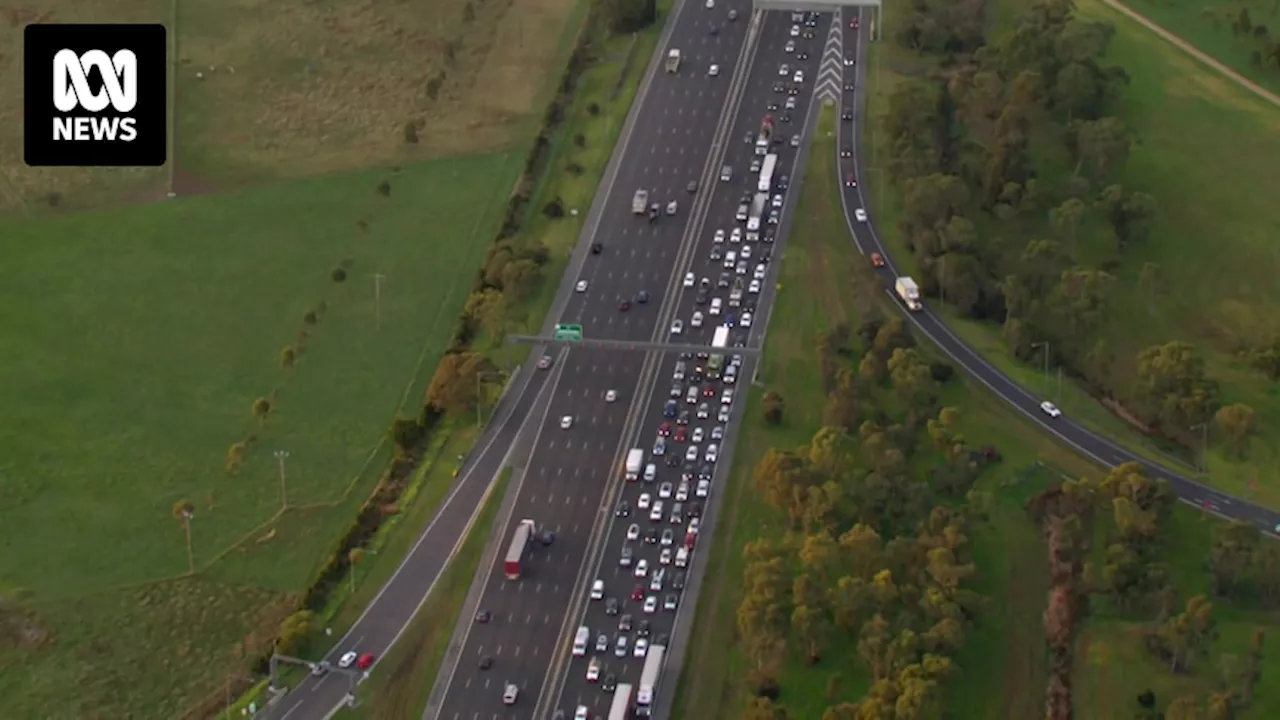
815, 11, 843, 102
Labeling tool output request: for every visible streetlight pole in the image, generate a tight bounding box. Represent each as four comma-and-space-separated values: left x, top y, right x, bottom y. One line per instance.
1190, 423, 1209, 473
1032, 341, 1050, 390
274, 450, 290, 510
475, 371, 506, 428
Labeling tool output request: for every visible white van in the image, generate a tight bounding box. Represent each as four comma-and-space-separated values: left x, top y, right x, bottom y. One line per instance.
723, 250, 736, 269
644, 463, 657, 482
572, 626, 590, 656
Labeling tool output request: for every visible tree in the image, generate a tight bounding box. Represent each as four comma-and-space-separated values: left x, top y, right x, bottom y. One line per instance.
1208, 521, 1260, 599
425, 351, 499, 415
762, 390, 785, 425
251, 396, 272, 426
609, 0, 658, 34
857, 614, 893, 680
1048, 197, 1087, 257
754, 449, 810, 513
792, 604, 831, 663
1214, 403, 1257, 457
464, 289, 508, 338
172, 499, 195, 574
1071, 116, 1132, 182
347, 547, 366, 594
500, 258, 541, 301
276, 609, 315, 656
1134, 341, 1221, 433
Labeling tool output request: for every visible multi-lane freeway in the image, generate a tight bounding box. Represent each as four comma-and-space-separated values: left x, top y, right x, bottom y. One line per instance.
259, 3, 1280, 720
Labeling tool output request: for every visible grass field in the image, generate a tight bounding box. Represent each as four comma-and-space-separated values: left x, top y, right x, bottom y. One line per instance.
673, 108, 1100, 719
1114, 0, 1280, 97
863, 0, 1280, 508
0, 0, 585, 209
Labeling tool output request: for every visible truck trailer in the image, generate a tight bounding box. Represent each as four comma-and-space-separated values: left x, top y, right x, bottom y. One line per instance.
503, 519, 537, 579
746, 192, 768, 231
894, 276, 923, 311
625, 448, 644, 481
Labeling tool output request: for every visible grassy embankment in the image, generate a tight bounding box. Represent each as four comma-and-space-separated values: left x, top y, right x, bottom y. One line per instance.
863, 0, 1280, 508
672, 107, 1099, 719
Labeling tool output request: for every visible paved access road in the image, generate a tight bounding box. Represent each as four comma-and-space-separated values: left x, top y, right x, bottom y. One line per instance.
424, 1, 763, 718
544, 9, 834, 719
833, 12, 1280, 532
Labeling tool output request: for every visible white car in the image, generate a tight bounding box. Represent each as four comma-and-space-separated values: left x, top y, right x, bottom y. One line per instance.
705, 444, 719, 463
691, 312, 704, 328
771, 194, 784, 209
560, 415, 573, 429
691, 427, 704, 443
650, 501, 664, 522
575, 707, 589, 720
659, 481, 673, 499
664, 595, 679, 611
712, 425, 725, 440
714, 228, 726, 243
709, 64, 720, 77
685, 445, 699, 462
676, 481, 690, 501
710, 298, 722, 315
730, 227, 742, 243
748, 279, 762, 294
586, 657, 601, 682
705, 0, 714, 7
697, 479, 710, 498
671, 319, 684, 335
790, 25, 801, 37
605, 389, 618, 402
666, 200, 678, 215
754, 263, 767, 280
793, 70, 804, 83
503, 684, 519, 705
634, 638, 649, 658
575, 279, 588, 293
338, 651, 358, 669
741, 245, 752, 260
660, 547, 673, 565
784, 40, 796, 53
688, 517, 701, 535
854, 208, 868, 222
791, 134, 801, 148
627, 523, 640, 540
718, 405, 730, 423
638, 493, 651, 510
1040, 401, 1062, 418
721, 389, 734, 405
643, 595, 659, 614
634, 559, 650, 578
684, 272, 696, 287
785, 96, 797, 110
615, 636, 628, 657
741, 312, 753, 328
778, 63, 790, 77
591, 579, 604, 600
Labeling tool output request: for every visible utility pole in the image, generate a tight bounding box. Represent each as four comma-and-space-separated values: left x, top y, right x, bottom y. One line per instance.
939, 254, 946, 305
1190, 423, 1209, 473
274, 450, 290, 510
371, 272, 386, 330
1032, 341, 1050, 390
1057, 366, 1063, 403
475, 371, 504, 428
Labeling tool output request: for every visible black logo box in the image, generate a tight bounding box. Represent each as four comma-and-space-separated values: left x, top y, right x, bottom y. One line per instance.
24, 23, 167, 168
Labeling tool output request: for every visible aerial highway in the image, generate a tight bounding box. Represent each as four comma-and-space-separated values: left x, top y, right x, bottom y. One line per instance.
833, 14, 1280, 533
424, 0, 771, 717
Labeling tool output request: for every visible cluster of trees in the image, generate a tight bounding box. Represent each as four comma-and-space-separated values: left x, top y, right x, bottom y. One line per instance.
1027, 463, 1270, 717
881, 0, 1261, 453
608, 0, 658, 34
736, 312, 1005, 719
1210, 6, 1280, 72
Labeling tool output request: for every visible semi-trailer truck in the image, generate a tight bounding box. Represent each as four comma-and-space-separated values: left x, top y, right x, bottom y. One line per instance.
625, 448, 644, 481
746, 192, 768, 231
503, 519, 537, 579
895, 276, 922, 311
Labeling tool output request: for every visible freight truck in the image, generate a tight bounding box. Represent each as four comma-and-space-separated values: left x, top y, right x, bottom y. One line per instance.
894, 276, 922, 311
746, 192, 768, 231
625, 448, 644, 481
755, 115, 773, 156
503, 519, 537, 579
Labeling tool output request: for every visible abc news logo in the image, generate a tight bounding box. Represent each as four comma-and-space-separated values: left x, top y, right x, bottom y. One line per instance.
24, 24, 167, 167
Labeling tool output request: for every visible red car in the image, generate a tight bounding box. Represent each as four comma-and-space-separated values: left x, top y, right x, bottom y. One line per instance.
658, 422, 671, 437
631, 585, 645, 601
673, 426, 688, 443
850, 17, 859, 28
684, 533, 696, 550
870, 252, 885, 268
618, 300, 631, 311
702, 385, 716, 398
356, 653, 375, 670
845, 174, 857, 188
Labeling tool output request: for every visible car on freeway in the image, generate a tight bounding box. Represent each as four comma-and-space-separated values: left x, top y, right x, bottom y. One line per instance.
685, 445, 699, 462
590, 241, 603, 254
785, 39, 795, 53
631, 584, 645, 601
718, 405, 731, 423
709, 63, 720, 76
503, 684, 519, 705
851, 16, 860, 28
660, 547, 673, 565
634, 559, 649, 578
618, 299, 631, 311
653, 437, 666, 456
615, 635, 628, 657
537, 355, 553, 370
697, 479, 710, 498
841, 146, 852, 158
674, 426, 688, 443
790, 24, 800, 37
854, 208, 868, 222
649, 501, 664, 522
591, 579, 604, 600
575, 706, 589, 720
742, 312, 753, 328
778, 63, 790, 76
1040, 401, 1063, 418
793, 69, 804, 83
478, 655, 493, 669
684, 271, 696, 287
586, 657, 601, 682
475, 609, 491, 623
797, 51, 809, 61
676, 481, 689, 501
691, 311, 704, 328
846, 173, 857, 187
728, 8, 738, 19
871, 252, 885, 267
634, 637, 649, 658
671, 318, 684, 335
661, 528, 675, 546
606, 597, 620, 615
560, 415, 573, 429
646, 526, 659, 544
843, 109, 854, 121
619, 544, 633, 566
643, 596, 658, 614
722, 389, 734, 405
638, 492, 652, 509
338, 651, 358, 668
575, 279, 588, 293
596, 634, 609, 652
605, 389, 618, 402
845, 81, 856, 91
845, 55, 856, 66
602, 674, 617, 692
659, 481, 673, 499
627, 523, 640, 541
356, 653, 375, 670
664, 594, 679, 611
666, 200, 678, 215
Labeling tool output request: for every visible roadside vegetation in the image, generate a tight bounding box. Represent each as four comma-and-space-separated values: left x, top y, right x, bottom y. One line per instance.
862, 0, 1280, 507
0, 0, 597, 716
673, 108, 1095, 719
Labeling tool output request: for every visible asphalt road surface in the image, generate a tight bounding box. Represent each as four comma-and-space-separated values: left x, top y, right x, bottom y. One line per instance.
833, 15, 1280, 533
425, 1, 767, 718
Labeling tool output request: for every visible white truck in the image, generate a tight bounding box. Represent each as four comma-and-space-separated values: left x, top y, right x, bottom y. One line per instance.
632, 189, 649, 214
895, 276, 923, 311
625, 448, 644, 480
746, 192, 768, 231
666, 49, 681, 73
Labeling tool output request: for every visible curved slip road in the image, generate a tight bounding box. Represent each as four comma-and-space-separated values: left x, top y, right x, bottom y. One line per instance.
834, 12, 1280, 532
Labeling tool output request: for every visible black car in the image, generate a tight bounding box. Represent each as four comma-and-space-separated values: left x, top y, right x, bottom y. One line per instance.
766, 101, 779, 111
781, 113, 792, 123
677, 411, 690, 426
845, 82, 855, 91
797, 51, 809, 60
708, 24, 719, 36
789, 85, 800, 95
842, 110, 853, 121
619, 613, 633, 631
709, 246, 724, 261
590, 242, 603, 254
638, 620, 652, 637
772, 81, 785, 93
688, 501, 703, 518
479, 655, 493, 669
744, 130, 755, 144
541, 530, 555, 545
777, 175, 789, 190
717, 273, 731, 288
637, 290, 650, 304
606, 597, 620, 615
665, 454, 681, 467
645, 527, 659, 544
657, 633, 670, 646
696, 290, 709, 305
475, 610, 491, 623
841, 147, 852, 158
602, 674, 617, 692
615, 500, 631, 518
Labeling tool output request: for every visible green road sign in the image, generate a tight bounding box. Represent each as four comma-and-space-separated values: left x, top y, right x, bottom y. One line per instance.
553, 324, 583, 342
